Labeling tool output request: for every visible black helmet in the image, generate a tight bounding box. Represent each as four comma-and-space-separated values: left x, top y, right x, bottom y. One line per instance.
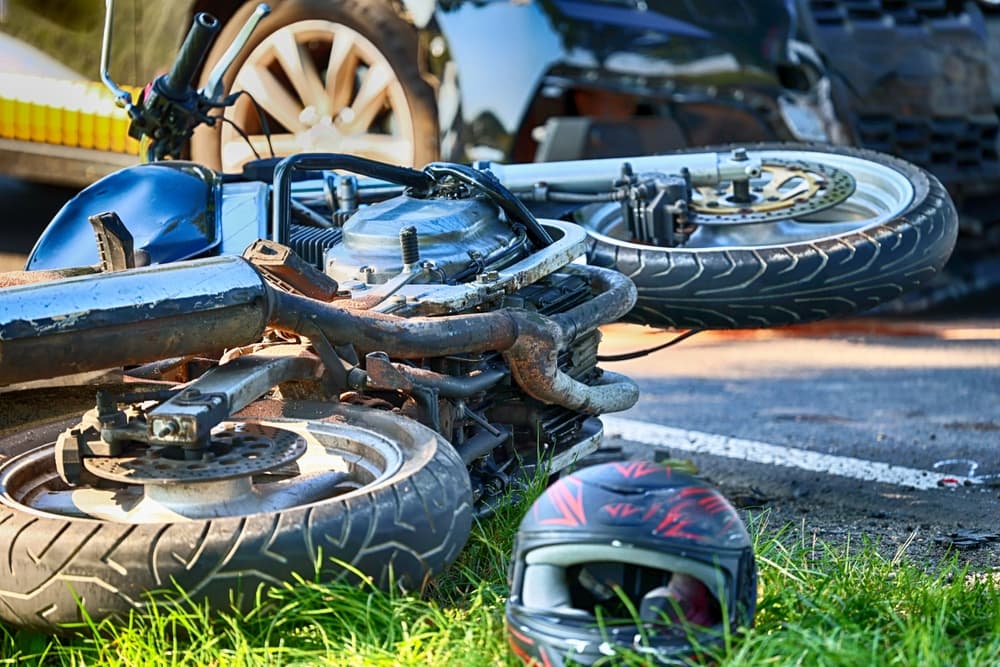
505, 461, 756, 665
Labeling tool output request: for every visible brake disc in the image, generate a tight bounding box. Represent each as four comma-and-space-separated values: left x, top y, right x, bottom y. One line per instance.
690, 158, 856, 224
83, 421, 307, 484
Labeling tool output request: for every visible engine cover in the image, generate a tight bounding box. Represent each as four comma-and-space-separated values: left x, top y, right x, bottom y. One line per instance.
324, 195, 515, 284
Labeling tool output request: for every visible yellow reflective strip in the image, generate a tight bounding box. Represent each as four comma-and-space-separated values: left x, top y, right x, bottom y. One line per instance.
0, 75, 142, 154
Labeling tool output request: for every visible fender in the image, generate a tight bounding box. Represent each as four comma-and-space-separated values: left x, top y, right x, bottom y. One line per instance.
27, 162, 221, 270
423, 0, 801, 161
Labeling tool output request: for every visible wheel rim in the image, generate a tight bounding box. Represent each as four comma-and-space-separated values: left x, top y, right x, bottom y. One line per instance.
221, 20, 417, 171
580, 149, 916, 249
0, 419, 405, 524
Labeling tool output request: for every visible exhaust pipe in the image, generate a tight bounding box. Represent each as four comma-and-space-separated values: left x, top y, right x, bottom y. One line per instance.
0, 257, 270, 385
0, 256, 638, 414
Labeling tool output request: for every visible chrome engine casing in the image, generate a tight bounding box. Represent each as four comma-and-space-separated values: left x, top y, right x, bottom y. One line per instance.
324, 195, 518, 284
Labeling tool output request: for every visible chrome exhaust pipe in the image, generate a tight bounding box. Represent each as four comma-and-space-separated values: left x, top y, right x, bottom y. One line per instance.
0, 256, 270, 385
0, 255, 639, 414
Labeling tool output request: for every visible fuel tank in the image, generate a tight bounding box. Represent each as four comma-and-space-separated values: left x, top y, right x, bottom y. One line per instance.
26, 161, 221, 270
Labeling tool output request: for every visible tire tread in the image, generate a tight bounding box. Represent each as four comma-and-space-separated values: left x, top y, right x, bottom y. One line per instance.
0, 418, 472, 633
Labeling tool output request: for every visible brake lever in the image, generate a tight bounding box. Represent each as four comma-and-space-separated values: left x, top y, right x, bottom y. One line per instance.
200, 4, 272, 103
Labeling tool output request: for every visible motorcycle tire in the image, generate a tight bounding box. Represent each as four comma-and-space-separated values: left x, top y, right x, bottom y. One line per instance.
0, 403, 472, 633
191, 0, 439, 172
583, 143, 958, 329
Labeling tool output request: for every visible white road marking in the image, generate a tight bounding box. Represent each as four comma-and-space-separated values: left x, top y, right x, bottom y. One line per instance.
601, 416, 973, 490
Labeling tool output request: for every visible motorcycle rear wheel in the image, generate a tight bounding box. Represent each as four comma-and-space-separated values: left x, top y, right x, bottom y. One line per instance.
582, 143, 958, 329
0, 403, 472, 633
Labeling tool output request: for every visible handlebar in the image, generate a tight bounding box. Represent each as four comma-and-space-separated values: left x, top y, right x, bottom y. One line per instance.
202, 4, 271, 102
100, 0, 269, 161
163, 13, 221, 99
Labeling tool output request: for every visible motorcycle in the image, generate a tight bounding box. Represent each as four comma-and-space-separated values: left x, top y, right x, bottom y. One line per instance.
0, 3, 958, 633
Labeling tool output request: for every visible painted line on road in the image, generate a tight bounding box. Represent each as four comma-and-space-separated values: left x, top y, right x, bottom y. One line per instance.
601, 416, 972, 490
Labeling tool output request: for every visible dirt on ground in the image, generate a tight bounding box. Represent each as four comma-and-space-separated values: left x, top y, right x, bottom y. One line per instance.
722, 477, 1000, 574
598, 318, 1000, 576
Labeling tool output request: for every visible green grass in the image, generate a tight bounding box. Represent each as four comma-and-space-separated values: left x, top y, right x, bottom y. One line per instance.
0, 507, 997, 667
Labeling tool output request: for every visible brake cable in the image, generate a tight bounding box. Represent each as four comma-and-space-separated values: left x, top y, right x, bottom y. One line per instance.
597, 328, 704, 362
423, 162, 555, 248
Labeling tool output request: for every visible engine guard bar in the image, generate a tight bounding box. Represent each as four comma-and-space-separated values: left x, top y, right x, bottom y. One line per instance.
0, 257, 638, 414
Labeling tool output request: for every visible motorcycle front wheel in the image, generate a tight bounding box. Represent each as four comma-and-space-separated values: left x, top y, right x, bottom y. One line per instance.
582, 143, 958, 329
0, 403, 472, 633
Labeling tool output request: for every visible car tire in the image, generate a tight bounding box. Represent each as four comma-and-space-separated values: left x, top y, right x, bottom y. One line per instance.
191, 0, 439, 172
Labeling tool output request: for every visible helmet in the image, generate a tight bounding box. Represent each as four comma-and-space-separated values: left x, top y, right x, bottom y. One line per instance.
505, 461, 756, 665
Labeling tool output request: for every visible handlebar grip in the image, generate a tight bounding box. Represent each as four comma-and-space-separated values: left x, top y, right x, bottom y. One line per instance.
163, 13, 221, 99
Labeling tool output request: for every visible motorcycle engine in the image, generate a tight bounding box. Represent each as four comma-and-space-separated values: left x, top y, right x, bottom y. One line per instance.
313, 191, 607, 510
0, 171, 635, 518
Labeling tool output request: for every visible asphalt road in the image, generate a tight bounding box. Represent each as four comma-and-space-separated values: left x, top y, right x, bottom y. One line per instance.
599, 318, 1000, 532
3, 175, 999, 557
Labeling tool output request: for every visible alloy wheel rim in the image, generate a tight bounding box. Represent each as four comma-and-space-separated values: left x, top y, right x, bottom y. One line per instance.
221, 20, 417, 171
0, 419, 402, 523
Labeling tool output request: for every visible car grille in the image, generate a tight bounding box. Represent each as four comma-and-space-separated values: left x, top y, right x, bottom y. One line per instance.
808, 0, 967, 25
853, 113, 1000, 184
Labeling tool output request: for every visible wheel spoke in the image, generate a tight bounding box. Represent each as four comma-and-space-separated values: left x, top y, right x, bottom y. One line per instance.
338, 133, 414, 164
270, 29, 328, 113
234, 63, 308, 133
218, 20, 421, 173
326, 26, 357, 114
339, 63, 392, 134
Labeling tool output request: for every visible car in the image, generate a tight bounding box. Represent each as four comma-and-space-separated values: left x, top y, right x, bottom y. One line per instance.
2, 0, 998, 260
0, 0, 843, 187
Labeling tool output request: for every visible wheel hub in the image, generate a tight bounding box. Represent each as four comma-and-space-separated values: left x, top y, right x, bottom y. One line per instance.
690, 158, 856, 224
83, 422, 307, 485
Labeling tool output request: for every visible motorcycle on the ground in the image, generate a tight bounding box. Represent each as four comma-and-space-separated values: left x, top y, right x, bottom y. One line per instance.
0, 3, 958, 633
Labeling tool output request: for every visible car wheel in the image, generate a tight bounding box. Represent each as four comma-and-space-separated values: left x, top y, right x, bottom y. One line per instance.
191, 0, 439, 172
